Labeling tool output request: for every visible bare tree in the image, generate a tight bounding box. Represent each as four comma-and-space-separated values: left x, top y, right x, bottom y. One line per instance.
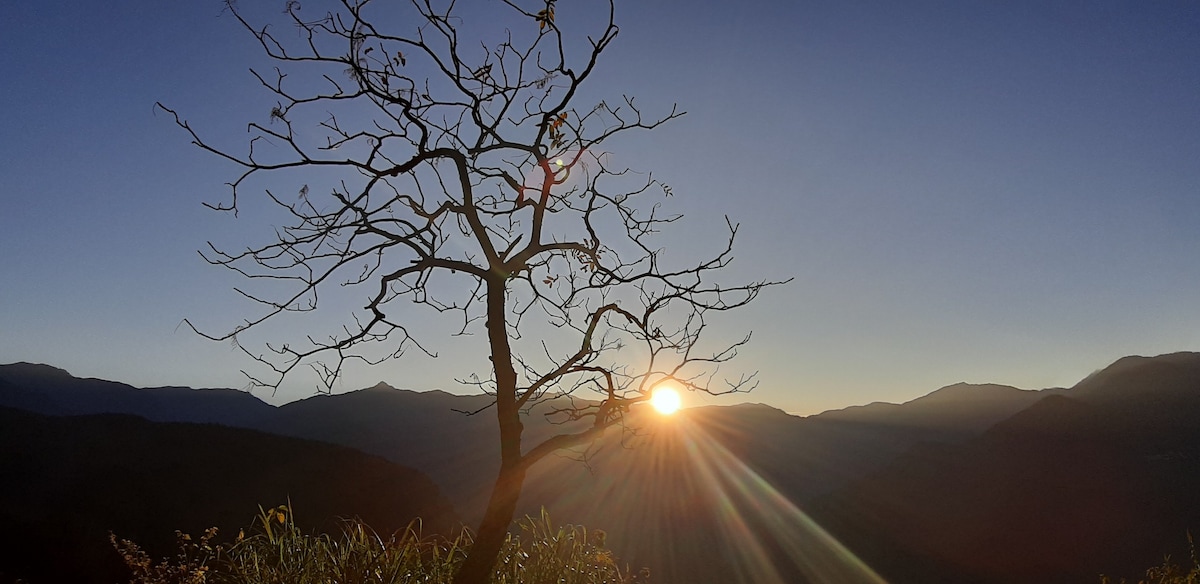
161, 1, 785, 582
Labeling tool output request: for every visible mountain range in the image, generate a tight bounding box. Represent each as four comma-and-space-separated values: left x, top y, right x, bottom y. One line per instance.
2, 352, 1198, 583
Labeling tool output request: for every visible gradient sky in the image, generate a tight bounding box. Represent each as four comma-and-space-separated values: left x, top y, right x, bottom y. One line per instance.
2, 1, 1199, 415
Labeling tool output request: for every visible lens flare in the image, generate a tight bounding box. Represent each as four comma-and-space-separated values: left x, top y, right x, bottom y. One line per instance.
678, 419, 888, 583
520, 409, 888, 583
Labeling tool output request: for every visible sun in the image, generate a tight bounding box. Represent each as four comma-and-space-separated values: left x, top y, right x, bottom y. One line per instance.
650, 386, 682, 415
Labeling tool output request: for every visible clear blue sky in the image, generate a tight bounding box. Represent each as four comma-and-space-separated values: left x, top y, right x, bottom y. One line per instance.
2, 1, 1198, 415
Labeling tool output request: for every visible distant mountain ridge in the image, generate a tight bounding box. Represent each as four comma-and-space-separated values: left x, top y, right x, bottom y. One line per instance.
0, 360, 1058, 518
0, 361, 277, 426
3, 352, 1199, 583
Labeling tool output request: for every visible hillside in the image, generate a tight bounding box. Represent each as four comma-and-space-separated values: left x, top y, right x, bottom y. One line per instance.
810, 353, 1200, 583
0, 406, 458, 584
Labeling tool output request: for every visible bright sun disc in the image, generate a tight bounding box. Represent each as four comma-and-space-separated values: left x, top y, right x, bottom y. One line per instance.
650, 387, 682, 415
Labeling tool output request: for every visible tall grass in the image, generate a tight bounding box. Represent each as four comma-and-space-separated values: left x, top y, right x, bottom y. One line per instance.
112, 504, 647, 584
1101, 533, 1199, 584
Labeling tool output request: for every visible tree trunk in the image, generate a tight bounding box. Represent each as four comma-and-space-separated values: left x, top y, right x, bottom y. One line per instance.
451, 277, 526, 584
452, 461, 528, 584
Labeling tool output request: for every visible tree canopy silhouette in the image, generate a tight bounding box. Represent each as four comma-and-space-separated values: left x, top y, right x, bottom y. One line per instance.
161, 1, 785, 581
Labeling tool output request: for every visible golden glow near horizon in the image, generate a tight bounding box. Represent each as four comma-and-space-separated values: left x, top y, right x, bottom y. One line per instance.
650, 385, 682, 415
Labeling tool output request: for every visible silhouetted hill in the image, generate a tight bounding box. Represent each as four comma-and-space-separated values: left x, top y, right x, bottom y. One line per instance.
1073, 352, 1200, 400
824, 382, 1068, 432
673, 383, 1065, 506
1069, 351, 1200, 441
261, 384, 501, 519
811, 354, 1200, 584
0, 406, 458, 584
0, 365, 590, 522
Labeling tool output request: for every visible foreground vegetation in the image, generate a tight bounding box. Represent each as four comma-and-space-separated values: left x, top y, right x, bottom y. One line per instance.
112, 505, 647, 584
109, 502, 1199, 584
1101, 534, 1199, 584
